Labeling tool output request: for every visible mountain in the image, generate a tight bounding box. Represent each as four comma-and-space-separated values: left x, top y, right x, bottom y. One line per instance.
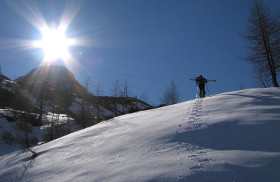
14, 65, 151, 118
16, 65, 85, 110
0, 65, 152, 151
0, 88, 279, 181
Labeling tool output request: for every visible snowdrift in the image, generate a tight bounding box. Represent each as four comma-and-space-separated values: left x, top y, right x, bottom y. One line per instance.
0, 88, 280, 181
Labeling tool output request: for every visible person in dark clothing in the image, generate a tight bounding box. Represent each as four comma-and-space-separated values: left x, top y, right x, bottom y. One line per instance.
195, 75, 208, 98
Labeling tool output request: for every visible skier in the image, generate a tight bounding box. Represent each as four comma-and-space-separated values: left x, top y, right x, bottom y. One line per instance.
195, 75, 207, 98
190, 75, 216, 98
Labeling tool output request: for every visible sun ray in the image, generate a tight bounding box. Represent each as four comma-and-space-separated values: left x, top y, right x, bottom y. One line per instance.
6, 0, 48, 31
1, 39, 38, 50
60, 1, 84, 29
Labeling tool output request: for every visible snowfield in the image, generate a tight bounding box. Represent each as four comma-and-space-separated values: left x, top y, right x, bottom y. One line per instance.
0, 88, 280, 181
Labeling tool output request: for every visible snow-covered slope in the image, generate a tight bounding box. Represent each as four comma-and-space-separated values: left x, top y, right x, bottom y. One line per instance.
0, 88, 280, 181
0, 109, 78, 157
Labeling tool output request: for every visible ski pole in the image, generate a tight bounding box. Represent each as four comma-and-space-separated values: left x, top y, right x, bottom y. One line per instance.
196, 85, 198, 98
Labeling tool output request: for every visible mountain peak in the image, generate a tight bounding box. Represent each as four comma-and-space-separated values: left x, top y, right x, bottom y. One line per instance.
17, 65, 76, 84
14, 65, 85, 109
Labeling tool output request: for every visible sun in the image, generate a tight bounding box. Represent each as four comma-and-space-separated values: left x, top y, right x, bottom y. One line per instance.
34, 25, 75, 62
5, 0, 87, 67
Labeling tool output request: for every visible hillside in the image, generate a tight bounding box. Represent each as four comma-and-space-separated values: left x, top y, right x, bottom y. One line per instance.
1, 65, 151, 121
0, 73, 10, 82
0, 75, 34, 110
15, 65, 151, 115
0, 65, 152, 157
0, 87, 279, 181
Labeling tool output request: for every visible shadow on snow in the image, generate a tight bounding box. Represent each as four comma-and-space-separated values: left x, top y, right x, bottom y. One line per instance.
171, 120, 280, 152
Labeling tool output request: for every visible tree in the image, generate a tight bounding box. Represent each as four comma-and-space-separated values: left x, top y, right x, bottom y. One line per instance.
254, 65, 272, 87
43, 107, 70, 142
110, 80, 130, 114
161, 80, 180, 105
111, 80, 120, 116
139, 91, 149, 104
111, 80, 120, 97
244, 0, 280, 87
78, 77, 92, 128
14, 107, 38, 159
120, 81, 129, 98
37, 80, 47, 123
120, 81, 130, 113
93, 83, 104, 123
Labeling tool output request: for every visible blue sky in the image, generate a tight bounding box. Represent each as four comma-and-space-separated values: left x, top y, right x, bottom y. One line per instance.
0, 0, 279, 105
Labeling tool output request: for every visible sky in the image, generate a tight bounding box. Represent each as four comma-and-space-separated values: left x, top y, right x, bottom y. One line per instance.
0, 0, 279, 105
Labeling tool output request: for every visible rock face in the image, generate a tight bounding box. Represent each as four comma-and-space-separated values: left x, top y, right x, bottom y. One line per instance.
16, 65, 84, 108
17, 65, 84, 93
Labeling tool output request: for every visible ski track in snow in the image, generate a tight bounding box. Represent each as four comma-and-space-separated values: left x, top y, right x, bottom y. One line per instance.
176, 98, 213, 174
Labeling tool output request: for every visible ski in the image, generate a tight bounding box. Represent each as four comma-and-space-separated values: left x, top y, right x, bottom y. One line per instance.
190, 78, 216, 82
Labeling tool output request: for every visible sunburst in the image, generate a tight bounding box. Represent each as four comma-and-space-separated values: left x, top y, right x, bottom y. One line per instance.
33, 25, 76, 62
3, 0, 86, 66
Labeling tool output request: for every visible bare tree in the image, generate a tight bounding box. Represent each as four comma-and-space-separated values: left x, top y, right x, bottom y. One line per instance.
94, 83, 104, 123
120, 81, 130, 113
38, 80, 47, 122
140, 91, 149, 104
43, 107, 69, 142
79, 77, 91, 128
254, 64, 272, 87
161, 80, 180, 105
120, 81, 129, 98
66, 114, 71, 134
14, 107, 38, 159
111, 80, 120, 116
244, 0, 280, 87
111, 80, 120, 97
54, 107, 61, 138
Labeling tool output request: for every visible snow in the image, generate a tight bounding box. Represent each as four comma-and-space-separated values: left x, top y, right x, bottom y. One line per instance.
1, 79, 18, 94
0, 117, 22, 155
0, 88, 280, 181
0, 109, 77, 156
